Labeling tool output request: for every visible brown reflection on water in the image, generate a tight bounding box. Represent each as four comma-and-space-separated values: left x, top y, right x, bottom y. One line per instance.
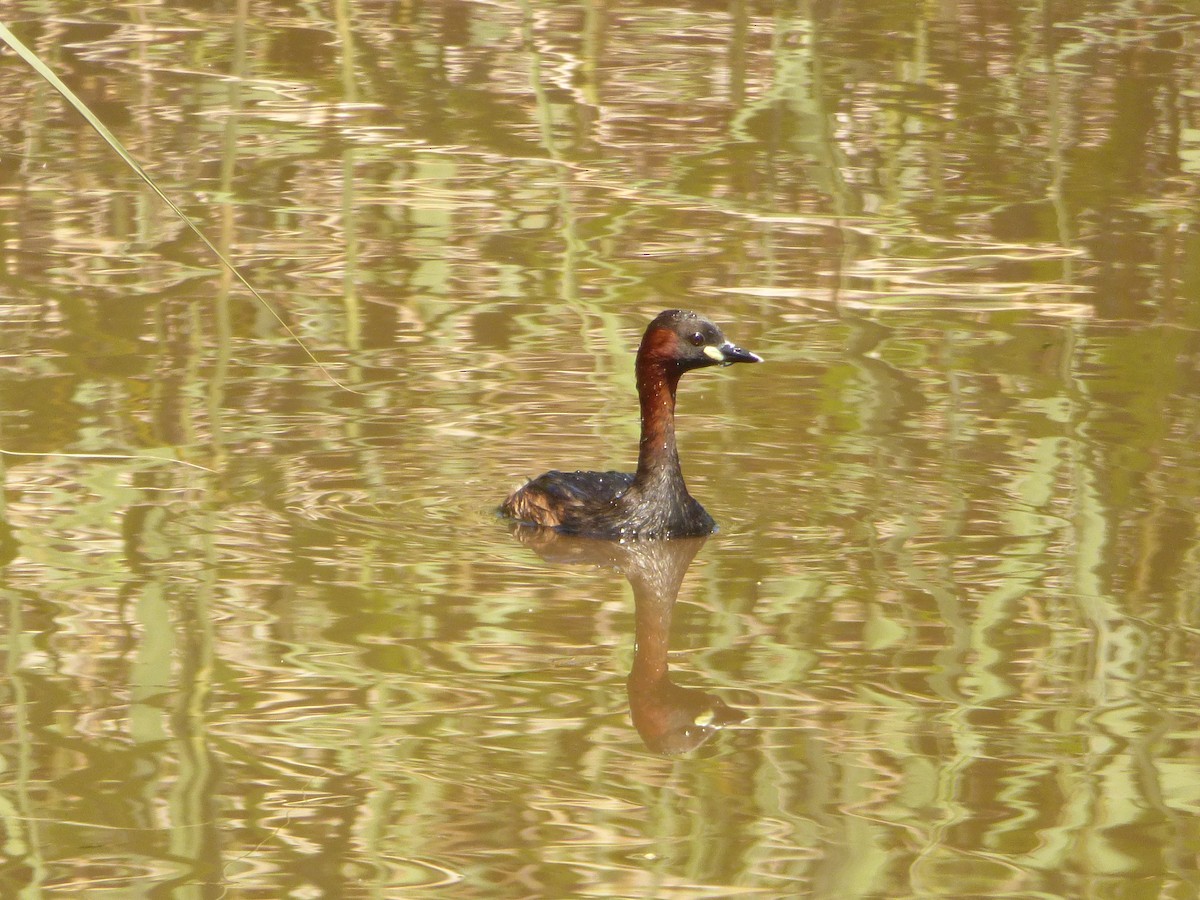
510, 529, 747, 755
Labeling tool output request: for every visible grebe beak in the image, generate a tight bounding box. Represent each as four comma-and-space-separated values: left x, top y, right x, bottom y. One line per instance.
709, 342, 762, 366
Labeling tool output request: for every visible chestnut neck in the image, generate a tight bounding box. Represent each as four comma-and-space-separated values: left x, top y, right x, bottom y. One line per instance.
634, 349, 685, 487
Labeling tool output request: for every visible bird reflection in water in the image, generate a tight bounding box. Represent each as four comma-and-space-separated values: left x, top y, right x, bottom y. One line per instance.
508, 528, 747, 754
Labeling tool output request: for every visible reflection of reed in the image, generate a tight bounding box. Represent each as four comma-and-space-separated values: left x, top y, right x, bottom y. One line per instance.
509, 527, 746, 754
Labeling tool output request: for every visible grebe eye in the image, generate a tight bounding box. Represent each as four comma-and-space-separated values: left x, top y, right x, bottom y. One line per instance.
689, 332, 705, 347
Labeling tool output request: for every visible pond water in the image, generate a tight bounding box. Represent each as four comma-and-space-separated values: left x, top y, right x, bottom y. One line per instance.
2, 2, 1200, 897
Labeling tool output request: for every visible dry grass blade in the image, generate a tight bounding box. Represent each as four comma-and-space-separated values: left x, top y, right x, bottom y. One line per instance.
0, 20, 361, 395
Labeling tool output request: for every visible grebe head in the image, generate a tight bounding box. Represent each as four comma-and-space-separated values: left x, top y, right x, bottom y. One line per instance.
640, 309, 763, 373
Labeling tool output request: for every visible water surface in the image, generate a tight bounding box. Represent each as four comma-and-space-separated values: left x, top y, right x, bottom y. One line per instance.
2, 2, 1199, 897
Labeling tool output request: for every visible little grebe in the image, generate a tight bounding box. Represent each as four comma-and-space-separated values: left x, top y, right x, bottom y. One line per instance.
501, 309, 761, 540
